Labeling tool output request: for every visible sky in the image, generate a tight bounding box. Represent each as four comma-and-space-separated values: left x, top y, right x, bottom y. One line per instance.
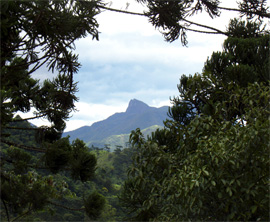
22, 0, 248, 132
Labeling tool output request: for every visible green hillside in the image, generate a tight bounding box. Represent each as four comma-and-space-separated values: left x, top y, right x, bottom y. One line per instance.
1, 116, 133, 221
86, 125, 163, 150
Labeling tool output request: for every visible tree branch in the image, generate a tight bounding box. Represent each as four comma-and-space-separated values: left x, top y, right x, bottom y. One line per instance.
97, 4, 269, 39
0, 139, 46, 153
11, 114, 47, 122
47, 200, 85, 212
98, 4, 270, 19
98, 5, 146, 16
183, 18, 228, 36
27, 56, 50, 76
6, 51, 51, 71
3, 11, 44, 65
185, 27, 223, 35
1, 199, 10, 222
3, 126, 39, 131
97, 5, 228, 36
11, 208, 32, 222
0, 155, 51, 170
217, 6, 270, 18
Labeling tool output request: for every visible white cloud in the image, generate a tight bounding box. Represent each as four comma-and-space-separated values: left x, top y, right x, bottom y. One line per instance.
150, 99, 173, 108
16, 101, 127, 132
76, 31, 224, 69
64, 119, 90, 132
73, 101, 126, 120
23, 0, 262, 132
65, 101, 127, 131
96, 0, 156, 36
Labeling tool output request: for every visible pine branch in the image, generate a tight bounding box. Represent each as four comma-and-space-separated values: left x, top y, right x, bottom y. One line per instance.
11, 209, 32, 222
11, 114, 47, 122
3, 11, 44, 66
217, 6, 270, 18
98, 3, 270, 19
4, 126, 39, 131
183, 18, 228, 35
5, 51, 51, 71
97, 5, 228, 36
0, 156, 13, 164
97, 4, 269, 38
1, 156, 51, 170
0, 139, 46, 153
1, 199, 10, 222
185, 27, 223, 35
98, 5, 146, 16
47, 200, 85, 212
27, 56, 51, 76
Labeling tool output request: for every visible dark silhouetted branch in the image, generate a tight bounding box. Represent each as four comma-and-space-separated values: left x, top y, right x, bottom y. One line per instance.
1, 139, 45, 153
47, 200, 85, 211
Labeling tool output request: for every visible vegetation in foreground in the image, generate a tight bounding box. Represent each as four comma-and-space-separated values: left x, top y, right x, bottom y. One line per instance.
121, 19, 270, 221
1, 119, 133, 221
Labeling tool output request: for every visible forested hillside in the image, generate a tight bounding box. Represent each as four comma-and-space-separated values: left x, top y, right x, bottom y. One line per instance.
1, 118, 133, 221
89, 125, 163, 149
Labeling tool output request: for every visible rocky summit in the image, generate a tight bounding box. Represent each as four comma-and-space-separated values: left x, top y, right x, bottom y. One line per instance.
63, 99, 170, 149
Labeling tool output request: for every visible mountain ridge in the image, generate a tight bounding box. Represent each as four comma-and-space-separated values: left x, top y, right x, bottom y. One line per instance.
63, 99, 169, 148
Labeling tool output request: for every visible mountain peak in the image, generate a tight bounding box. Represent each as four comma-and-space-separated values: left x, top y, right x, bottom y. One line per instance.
63, 99, 169, 148
126, 99, 150, 113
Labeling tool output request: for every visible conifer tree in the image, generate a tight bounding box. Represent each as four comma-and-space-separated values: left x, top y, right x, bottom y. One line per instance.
121, 19, 269, 221
0, 1, 106, 220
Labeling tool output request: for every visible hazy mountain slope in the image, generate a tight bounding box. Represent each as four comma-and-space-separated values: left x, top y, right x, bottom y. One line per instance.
88, 125, 163, 149
63, 99, 169, 146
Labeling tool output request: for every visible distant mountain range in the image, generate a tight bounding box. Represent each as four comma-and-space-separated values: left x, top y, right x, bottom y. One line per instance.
63, 99, 170, 149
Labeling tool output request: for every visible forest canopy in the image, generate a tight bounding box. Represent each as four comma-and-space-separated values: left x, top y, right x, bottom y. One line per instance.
121, 19, 270, 221
1, 1, 106, 221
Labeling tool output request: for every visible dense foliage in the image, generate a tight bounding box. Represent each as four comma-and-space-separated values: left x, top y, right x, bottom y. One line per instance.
121, 19, 270, 221
1, 120, 133, 221
0, 0, 107, 220
1, 0, 101, 132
